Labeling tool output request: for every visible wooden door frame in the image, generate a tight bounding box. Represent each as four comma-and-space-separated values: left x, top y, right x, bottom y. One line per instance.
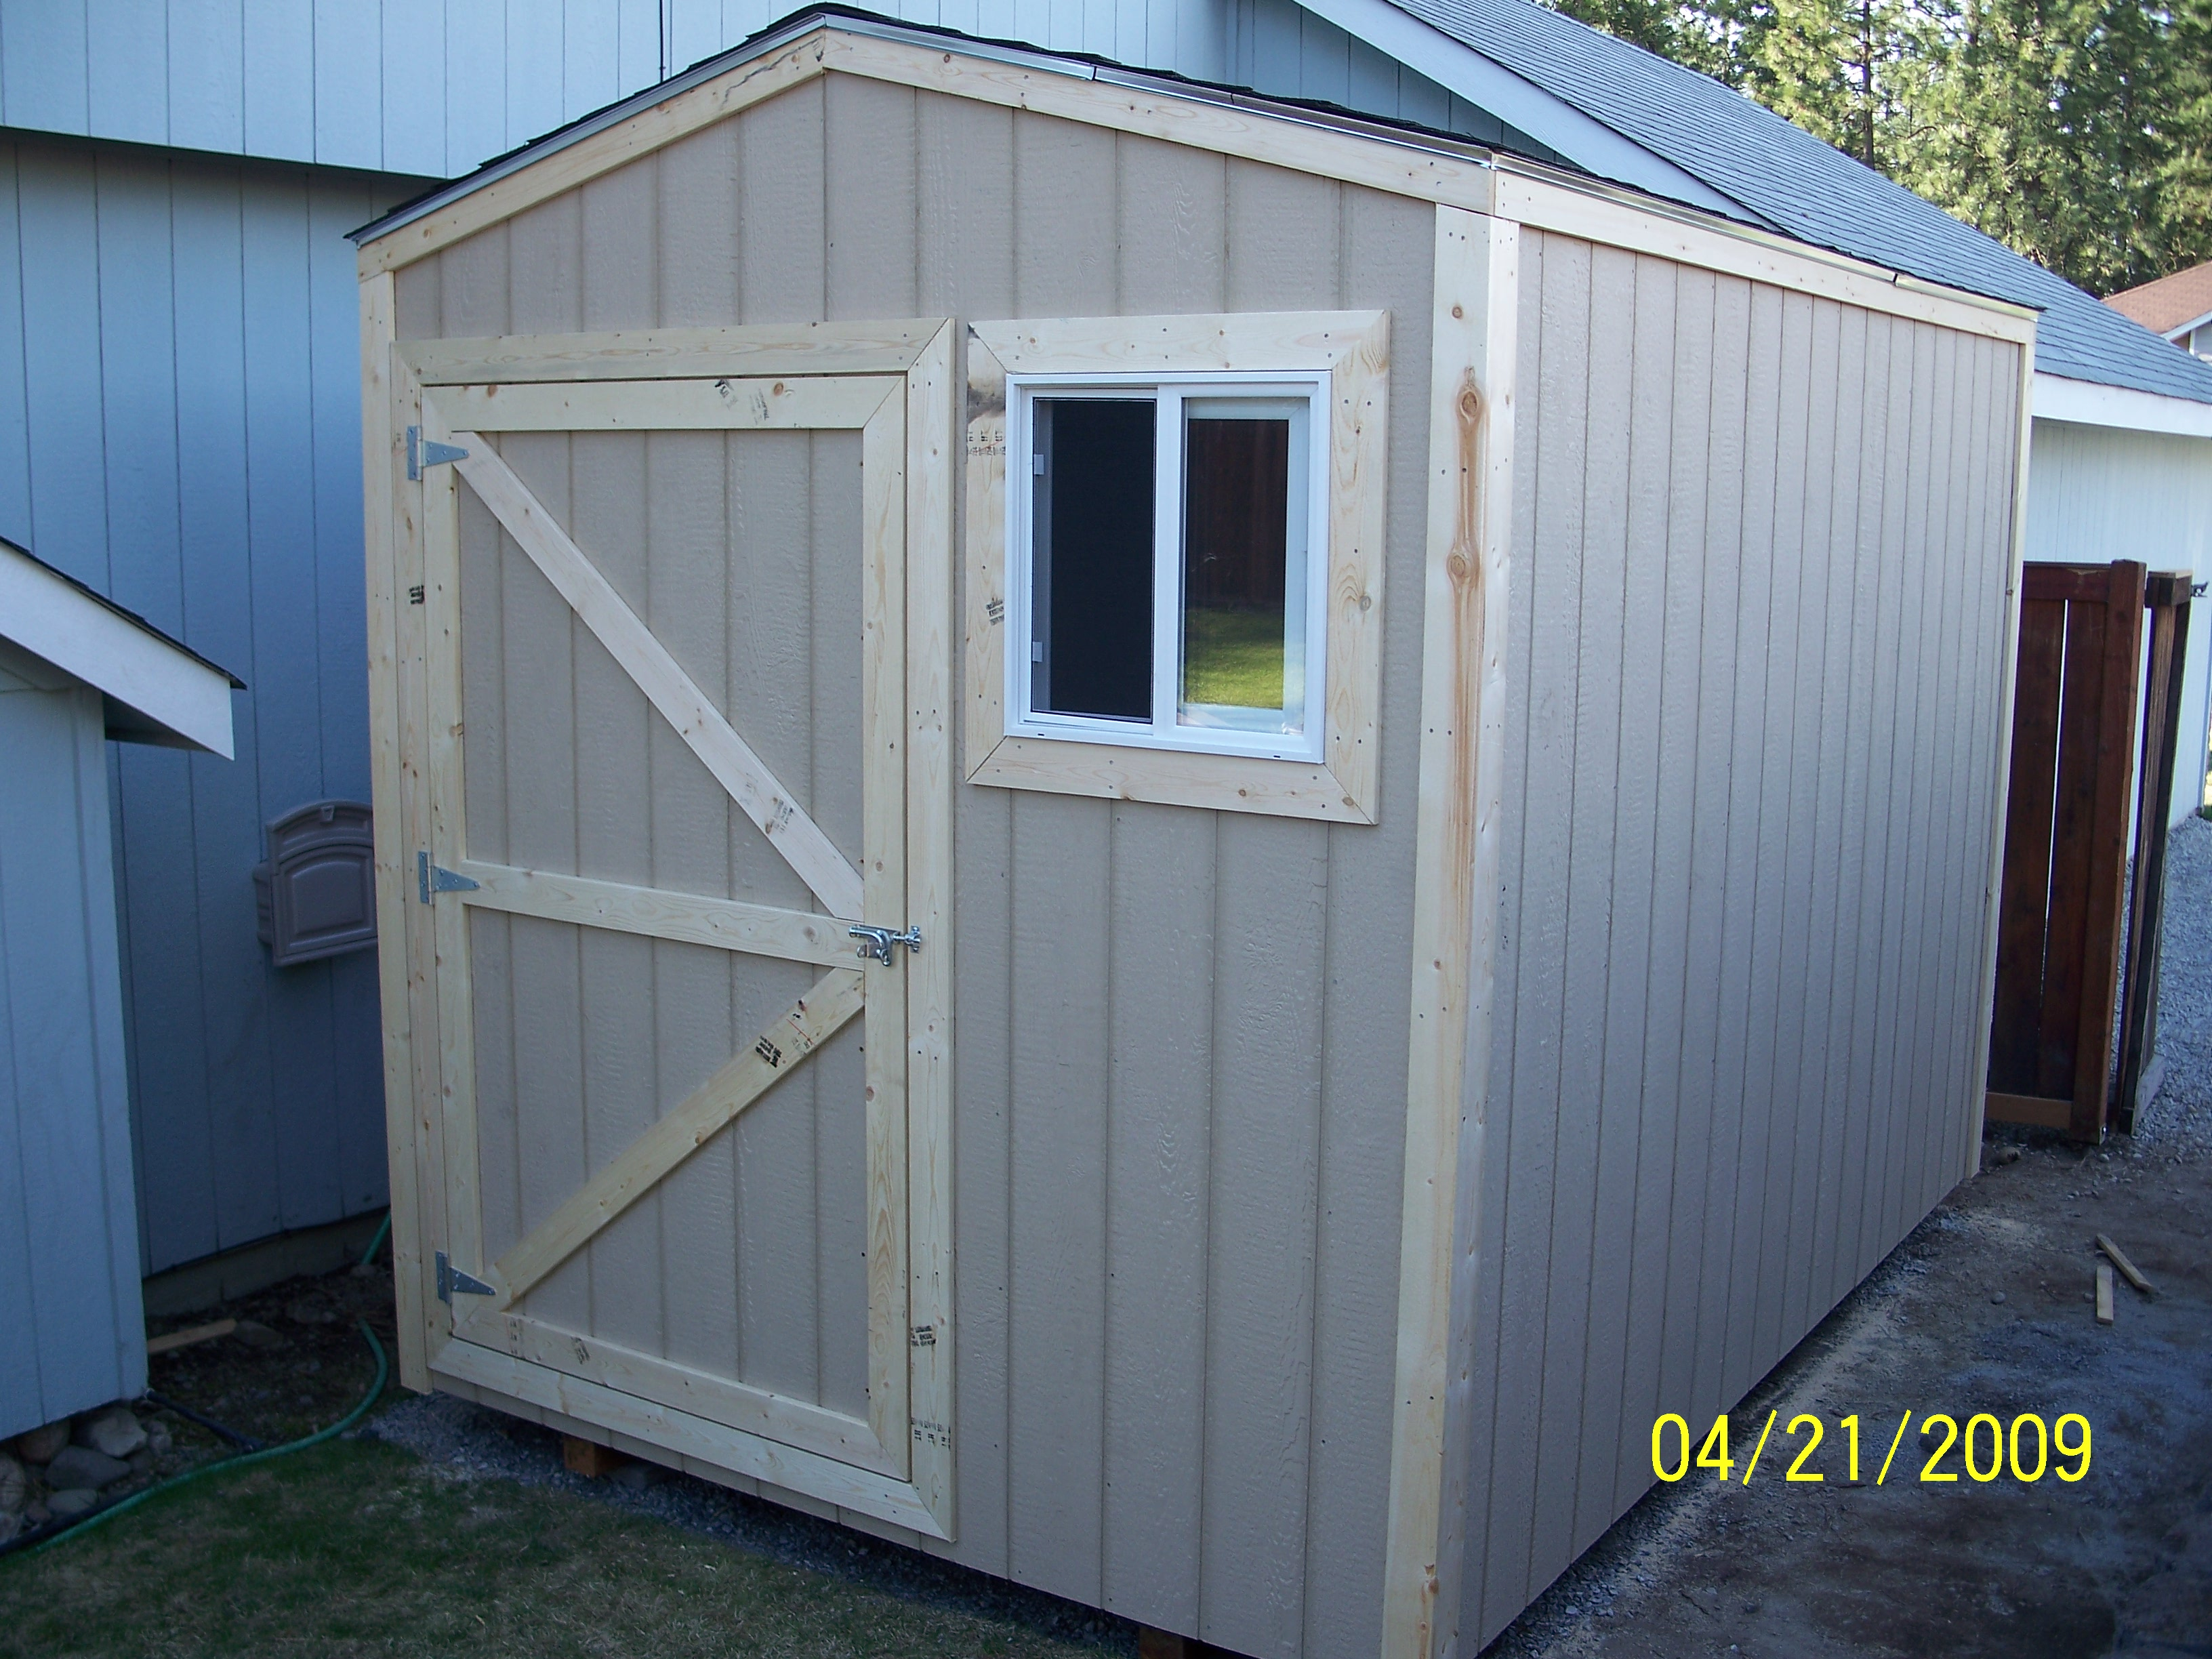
365, 312, 956, 1539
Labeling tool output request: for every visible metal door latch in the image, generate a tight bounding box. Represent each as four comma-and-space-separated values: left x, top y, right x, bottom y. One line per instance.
407, 426, 469, 480
435, 1251, 495, 1304
848, 924, 923, 965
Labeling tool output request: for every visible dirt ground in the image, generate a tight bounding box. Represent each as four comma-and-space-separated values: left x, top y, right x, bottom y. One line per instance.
1477, 1128, 2212, 1659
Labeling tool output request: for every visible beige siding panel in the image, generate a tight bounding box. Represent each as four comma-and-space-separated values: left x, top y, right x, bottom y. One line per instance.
656, 119, 740, 326
1097, 132, 1225, 1639
733, 430, 830, 1407
648, 429, 743, 1385
825, 75, 918, 321
568, 424, 663, 1364
1704, 281, 1783, 1415
1000, 104, 1120, 1616
1582, 250, 1678, 1532
1626, 262, 1721, 1508
1460, 234, 2017, 1647
917, 85, 1017, 1583
1100, 802, 1215, 1633
1190, 155, 1342, 1659
1298, 181, 1433, 1659
1530, 237, 1629, 1580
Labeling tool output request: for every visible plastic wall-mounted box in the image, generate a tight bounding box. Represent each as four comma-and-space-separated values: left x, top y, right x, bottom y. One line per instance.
253, 801, 375, 967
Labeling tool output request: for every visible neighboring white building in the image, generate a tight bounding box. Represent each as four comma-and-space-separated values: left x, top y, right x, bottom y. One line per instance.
0, 538, 234, 1439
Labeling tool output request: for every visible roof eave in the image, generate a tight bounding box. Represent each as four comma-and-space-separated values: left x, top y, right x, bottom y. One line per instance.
0, 541, 240, 758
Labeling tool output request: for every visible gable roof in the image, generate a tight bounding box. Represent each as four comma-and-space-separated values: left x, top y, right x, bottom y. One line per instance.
0, 539, 241, 756
1372, 0, 2212, 405
2107, 261, 2212, 340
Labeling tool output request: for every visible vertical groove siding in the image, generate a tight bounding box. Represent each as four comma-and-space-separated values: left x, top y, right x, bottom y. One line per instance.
0, 134, 422, 1274
1459, 229, 2022, 1645
0, 680, 146, 1438
394, 77, 1431, 1657
1226, 0, 1563, 163
0, 0, 1234, 180
2024, 418, 2212, 828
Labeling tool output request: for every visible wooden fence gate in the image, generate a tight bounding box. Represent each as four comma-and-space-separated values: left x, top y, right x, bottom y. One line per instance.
1987, 561, 2190, 1141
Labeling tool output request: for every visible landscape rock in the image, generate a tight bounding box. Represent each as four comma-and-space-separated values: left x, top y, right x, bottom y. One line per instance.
285, 1298, 337, 1327
24, 1500, 47, 1525
146, 1422, 171, 1456
0, 1455, 23, 1514
611, 1460, 670, 1491
76, 1406, 147, 1459
43, 1445, 129, 1492
14, 1421, 68, 1465
0, 1511, 18, 1547
233, 1319, 285, 1350
45, 1488, 98, 1519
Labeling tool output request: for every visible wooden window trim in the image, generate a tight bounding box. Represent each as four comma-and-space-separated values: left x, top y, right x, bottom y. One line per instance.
964, 310, 1390, 823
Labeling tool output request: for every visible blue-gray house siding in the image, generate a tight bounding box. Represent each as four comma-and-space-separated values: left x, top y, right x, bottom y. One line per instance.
0, 131, 425, 1273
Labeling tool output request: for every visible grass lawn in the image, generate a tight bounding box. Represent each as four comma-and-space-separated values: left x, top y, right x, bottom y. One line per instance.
0, 1436, 1111, 1658
1182, 605, 1284, 712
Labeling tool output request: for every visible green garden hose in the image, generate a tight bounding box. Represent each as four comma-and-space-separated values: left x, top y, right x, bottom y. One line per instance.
15, 1317, 390, 1558
3, 1208, 398, 1559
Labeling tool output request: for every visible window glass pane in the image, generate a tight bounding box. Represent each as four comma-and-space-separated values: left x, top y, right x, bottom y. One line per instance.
1032, 397, 1155, 721
1179, 400, 1305, 733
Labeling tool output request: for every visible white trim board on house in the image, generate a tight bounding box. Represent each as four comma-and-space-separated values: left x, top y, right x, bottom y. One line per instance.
0, 539, 239, 757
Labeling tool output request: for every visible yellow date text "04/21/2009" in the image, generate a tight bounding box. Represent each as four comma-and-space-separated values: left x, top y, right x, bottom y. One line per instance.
1650, 1412, 2091, 1486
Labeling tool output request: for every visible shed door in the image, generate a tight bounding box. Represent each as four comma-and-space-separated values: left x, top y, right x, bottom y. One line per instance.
401, 354, 950, 1538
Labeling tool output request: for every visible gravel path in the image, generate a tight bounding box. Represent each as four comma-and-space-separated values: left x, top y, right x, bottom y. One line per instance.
2130, 812, 2212, 1158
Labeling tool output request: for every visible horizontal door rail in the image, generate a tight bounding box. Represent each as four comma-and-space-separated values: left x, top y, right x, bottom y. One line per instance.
452, 859, 854, 968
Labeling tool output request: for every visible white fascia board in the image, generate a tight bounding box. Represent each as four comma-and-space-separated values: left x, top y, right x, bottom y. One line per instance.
1293, 0, 1756, 222
2033, 372, 2212, 441
0, 544, 237, 758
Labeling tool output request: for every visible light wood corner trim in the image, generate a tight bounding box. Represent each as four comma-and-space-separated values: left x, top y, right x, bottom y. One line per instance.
1382, 205, 1517, 1659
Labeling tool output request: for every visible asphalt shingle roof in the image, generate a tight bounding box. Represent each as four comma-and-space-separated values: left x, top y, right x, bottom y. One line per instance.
1389, 0, 2212, 403
2108, 261, 2212, 337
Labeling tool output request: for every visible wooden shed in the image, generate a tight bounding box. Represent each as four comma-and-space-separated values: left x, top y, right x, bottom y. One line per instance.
354, 14, 2037, 1654
0, 538, 237, 1443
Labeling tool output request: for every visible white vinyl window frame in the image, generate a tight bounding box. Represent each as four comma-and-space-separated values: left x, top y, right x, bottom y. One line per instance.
1006, 372, 1331, 764
964, 310, 1391, 825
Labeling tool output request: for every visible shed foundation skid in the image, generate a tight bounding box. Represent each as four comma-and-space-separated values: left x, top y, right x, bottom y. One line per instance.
358, 20, 2034, 1655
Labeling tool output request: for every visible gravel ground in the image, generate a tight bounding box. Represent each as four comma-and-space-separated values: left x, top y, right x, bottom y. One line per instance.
360, 1391, 1137, 1652
2131, 812, 2212, 1158
1475, 812, 2212, 1659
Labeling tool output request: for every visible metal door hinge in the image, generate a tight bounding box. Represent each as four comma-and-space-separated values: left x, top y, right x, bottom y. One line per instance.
848, 924, 922, 965
407, 426, 469, 480
417, 851, 480, 904
435, 1251, 495, 1303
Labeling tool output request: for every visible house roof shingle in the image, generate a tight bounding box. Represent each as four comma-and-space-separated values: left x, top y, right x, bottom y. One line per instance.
2107, 261, 2212, 337
1387, 0, 2212, 405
